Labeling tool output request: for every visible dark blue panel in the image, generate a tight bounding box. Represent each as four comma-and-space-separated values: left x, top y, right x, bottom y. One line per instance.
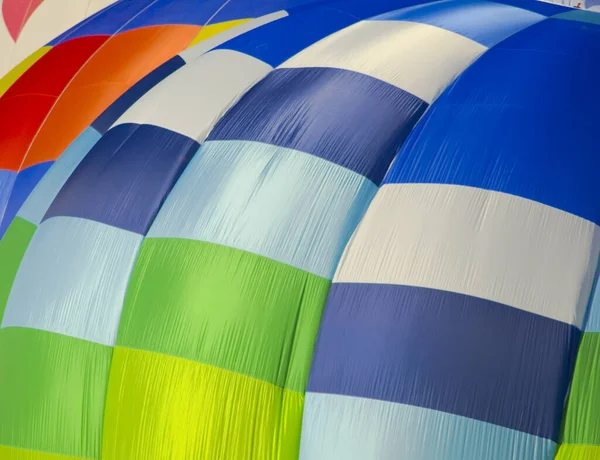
212, 0, 323, 22
207, 67, 427, 184
0, 163, 52, 238
48, 0, 153, 45
92, 56, 185, 134
384, 18, 600, 224
43, 124, 198, 235
373, 0, 545, 47
308, 283, 580, 440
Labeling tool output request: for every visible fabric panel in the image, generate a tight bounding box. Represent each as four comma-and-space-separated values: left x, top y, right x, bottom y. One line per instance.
0, 161, 52, 239
148, 140, 377, 279
334, 184, 600, 327
559, 333, 600, 446
17, 127, 102, 226
91, 55, 186, 134
117, 237, 330, 393
113, 50, 272, 141
2, 217, 143, 346
43, 124, 198, 235
207, 67, 428, 185
280, 19, 486, 103
308, 282, 579, 440
0, 328, 112, 458
0, 217, 36, 322
102, 347, 304, 460
384, 18, 600, 224
300, 393, 557, 460
373, 0, 545, 47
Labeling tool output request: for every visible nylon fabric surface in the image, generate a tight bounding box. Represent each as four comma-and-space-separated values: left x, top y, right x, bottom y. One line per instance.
1, 0, 600, 459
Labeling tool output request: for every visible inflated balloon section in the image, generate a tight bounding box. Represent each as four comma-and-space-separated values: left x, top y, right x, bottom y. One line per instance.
1, 0, 600, 459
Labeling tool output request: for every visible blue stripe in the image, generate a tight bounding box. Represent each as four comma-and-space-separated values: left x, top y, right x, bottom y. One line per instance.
214, 4, 359, 67
207, 67, 428, 184
373, 0, 545, 48
307, 282, 580, 440
300, 393, 557, 460
18, 127, 102, 226
92, 56, 185, 134
147, 140, 377, 279
48, 0, 153, 45
493, 0, 568, 15
43, 124, 198, 235
0, 170, 17, 240
384, 18, 600, 224
0, 162, 53, 239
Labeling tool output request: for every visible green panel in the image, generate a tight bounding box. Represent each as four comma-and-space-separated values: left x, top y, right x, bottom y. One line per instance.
560, 332, 600, 446
117, 238, 331, 392
554, 10, 600, 25
0, 217, 36, 322
0, 328, 113, 458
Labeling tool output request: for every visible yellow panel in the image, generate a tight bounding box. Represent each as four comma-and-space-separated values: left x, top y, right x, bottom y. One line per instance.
0, 47, 51, 98
102, 347, 304, 460
0, 445, 87, 460
555, 444, 600, 459
187, 19, 252, 48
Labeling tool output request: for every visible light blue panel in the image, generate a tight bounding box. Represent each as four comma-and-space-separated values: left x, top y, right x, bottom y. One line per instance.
0, 169, 17, 238
147, 140, 378, 279
584, 280, 600, 332
17, 127, 102, 226
299, 393, 557, 460
2, 216, 143, 346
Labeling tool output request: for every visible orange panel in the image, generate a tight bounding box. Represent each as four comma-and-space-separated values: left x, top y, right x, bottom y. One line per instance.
0, 36, 107, 171
21, 24, 200, 170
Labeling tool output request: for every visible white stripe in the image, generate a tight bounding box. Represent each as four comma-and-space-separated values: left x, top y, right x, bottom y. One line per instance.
179, 10, 289, 63
279, 20, 487, 104
112, 49, 272, 141
334, 183, 600, 327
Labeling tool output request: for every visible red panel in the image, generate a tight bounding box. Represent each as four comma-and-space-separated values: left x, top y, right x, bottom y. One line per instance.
22, 24, 200, 170
0, 35, 107, 171
2, 0, 45, 41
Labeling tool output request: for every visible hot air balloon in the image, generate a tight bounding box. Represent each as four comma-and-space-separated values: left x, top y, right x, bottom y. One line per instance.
1, 0, 600, 459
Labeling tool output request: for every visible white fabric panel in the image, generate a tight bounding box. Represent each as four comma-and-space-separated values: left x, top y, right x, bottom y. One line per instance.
0, 0, 117, 78
299, 393, 556, 460
279, 20, 487, 104
2, 216, 142, 346
180, 10, 288, 63
334, 183, 600, 327
112, 49, 272, 141
0, 7, 12, 79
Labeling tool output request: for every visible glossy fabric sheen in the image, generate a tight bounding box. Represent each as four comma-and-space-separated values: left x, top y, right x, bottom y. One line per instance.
43, 124, 198, 235
207, 67, 428, 184
148, 140, 377, 279
374, 0, 546, 47
308, 282, 579, 440
384, 18, 600, 224
300, 393, 557, 460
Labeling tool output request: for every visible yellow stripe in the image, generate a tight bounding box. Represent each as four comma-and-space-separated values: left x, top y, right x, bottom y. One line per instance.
187, 19, 252, 48
0, 445, 88, 460
0, 47, 51, 98
555, 444, 600, 459
102, 347, 304, 460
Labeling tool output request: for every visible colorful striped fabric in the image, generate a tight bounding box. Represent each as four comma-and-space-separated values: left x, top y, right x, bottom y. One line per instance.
1, 0, 600, 459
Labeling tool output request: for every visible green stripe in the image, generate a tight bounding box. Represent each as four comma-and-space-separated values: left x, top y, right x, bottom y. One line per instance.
0, 218, 36, 322
0, 328, 112, 458
116, 238, 331, 393
561, 332, 600, 445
